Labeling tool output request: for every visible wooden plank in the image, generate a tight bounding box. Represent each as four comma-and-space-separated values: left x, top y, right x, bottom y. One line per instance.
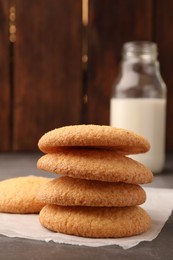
154, 0, 173, 152
87, 0, 152, 125
0, 0, 11, 151
13, 0, 82, 151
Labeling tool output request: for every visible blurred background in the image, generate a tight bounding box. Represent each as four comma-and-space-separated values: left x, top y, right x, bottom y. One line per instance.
0, 0, 173, 152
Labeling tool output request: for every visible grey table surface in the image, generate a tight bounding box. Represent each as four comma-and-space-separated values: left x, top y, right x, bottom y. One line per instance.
0, 153, 173, 260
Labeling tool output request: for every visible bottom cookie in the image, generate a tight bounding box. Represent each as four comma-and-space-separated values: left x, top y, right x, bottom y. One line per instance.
39, 205, 151, 238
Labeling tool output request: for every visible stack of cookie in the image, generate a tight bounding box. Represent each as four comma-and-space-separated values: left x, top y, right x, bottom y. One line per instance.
37, 125, 153, 238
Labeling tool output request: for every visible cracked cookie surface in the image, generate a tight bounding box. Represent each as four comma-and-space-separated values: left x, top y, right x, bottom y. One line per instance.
37, 149, 153, 184
39, 205, 152, 238
0, 176, 51, 213
38, 124, 150, 155
37, 176, 146, 207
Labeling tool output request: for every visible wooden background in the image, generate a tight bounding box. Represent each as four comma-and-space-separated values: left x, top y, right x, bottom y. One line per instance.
0, 0, 173, 152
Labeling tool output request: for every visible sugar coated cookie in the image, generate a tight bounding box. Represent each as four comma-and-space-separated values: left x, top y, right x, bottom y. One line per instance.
39, 205, 151, 238
37, 149, 153, 184
37, 176, 146, 207
0, 176, 51, 213
38, 125, 150, 155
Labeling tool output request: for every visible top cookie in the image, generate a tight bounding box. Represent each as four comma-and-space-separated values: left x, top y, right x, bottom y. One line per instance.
38, 125, 150, 155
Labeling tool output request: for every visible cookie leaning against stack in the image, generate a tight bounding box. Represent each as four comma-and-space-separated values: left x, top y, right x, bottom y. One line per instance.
37, 124, 153, 238
0, 176, 50, 213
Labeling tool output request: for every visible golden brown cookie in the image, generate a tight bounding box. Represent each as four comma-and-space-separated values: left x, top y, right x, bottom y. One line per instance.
37, 176, 146, 207
37, 149, 153, 184
39, 205, 151, 238
38, 125, 150, 155
0, 176, 51, 214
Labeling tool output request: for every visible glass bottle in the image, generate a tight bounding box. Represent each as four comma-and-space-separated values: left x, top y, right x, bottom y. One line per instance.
110, 41, 167, 173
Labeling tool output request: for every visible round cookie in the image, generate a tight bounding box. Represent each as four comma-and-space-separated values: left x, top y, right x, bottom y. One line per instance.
39, 205, 152, 238
37, 149, 153, 184
0, 176, 51, 213
38, 125, 150, 155
37, 176, 146, 207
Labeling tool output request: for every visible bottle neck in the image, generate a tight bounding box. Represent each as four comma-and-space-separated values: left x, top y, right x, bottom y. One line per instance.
122, 41, 158, 63
112, 41, 166, 99
120, 42, 160, 75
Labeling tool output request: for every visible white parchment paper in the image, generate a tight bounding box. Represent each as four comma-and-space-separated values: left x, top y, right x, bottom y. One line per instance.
0, 187, 173, 249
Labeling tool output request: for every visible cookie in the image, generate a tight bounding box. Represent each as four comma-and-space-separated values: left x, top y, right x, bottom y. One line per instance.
37, 149, 153, 184
39, 205, 151, 238
0, 176, 51, 213
38, 125, 150, 155
37, 176, 146, 207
